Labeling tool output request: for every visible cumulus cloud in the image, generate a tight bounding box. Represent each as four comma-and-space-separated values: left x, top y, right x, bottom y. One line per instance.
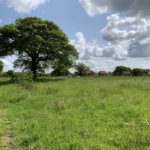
79, 0, 150, 60
102, 14, 150, 58
4, 0, 48, 13
71, 32, 103, 60
79, 0, 150, 17
72, 14, 150, 60
71, 32, 128, 60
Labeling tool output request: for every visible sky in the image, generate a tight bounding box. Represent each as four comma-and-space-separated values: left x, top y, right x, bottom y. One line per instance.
1, 0, 150, 72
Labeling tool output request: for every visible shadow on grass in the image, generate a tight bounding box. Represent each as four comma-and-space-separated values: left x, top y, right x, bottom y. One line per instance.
0, 79, 13, 86
36, 77, 67, 83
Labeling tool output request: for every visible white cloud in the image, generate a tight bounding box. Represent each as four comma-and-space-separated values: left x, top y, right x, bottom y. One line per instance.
72, 14, 150, 61
102, 14, 150, 58
71, 31, 128, 61
71, 32, 103, 60
79, 0, 150, 17
4, 0, 48, 13
79, 0, 150, 60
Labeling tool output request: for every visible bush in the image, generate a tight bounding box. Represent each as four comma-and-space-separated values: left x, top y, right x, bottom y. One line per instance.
74, 63, 90, 76
11, 72, 32, 83
6, 70, 14, 77
51, 68, 70, 77
131, 68, 149, 76
113, 66, 131, 76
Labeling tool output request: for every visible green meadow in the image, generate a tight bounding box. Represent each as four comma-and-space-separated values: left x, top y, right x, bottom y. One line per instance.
0, 77, 150, 150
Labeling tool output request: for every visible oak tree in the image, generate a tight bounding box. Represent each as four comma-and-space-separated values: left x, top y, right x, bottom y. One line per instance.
0, 17, 78, 79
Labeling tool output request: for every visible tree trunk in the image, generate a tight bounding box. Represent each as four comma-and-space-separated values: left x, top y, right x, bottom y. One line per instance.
32, 68, 37, 80
31, 57, 38, 80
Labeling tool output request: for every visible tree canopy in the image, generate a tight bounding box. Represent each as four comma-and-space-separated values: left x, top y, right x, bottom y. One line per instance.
0, 17, 78, 79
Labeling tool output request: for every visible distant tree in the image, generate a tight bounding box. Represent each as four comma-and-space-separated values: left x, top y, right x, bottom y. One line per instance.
51, 69, 70, 77
0, 17, 78, 80
88, 70, 96, 76
6, 70, 14, 77
113, 66, 131, 76
98, 71, 109, 76
75, 63, 90, 76
131, 68, 149, 76
51, 65, 70, 76
144, 69, 150, 75
50, 58, 73, 76
0, 61, 4, 75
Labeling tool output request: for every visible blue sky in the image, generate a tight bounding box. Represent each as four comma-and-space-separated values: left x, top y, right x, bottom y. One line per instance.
0, 0, 107, 40
1, 0, 150, 71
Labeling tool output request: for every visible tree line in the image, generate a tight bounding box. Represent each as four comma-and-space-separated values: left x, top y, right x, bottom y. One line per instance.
113, 66, 150, 76
0, 17, 150, 80
1, 60, 150, 78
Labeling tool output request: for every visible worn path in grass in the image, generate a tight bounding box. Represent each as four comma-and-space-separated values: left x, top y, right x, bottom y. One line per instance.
0, 109, 13, 150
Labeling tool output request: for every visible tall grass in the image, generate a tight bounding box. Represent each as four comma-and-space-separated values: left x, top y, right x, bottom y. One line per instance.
0, 77, 150, 149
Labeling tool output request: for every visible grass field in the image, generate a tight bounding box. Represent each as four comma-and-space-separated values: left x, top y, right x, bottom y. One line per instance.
0, 77, 150, 150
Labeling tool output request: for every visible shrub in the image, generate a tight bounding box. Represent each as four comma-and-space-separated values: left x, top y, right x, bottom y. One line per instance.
113, 66, 131, 76
51, 68, 70, 77
74, 63, 90, 76
131, 68, 149, 76
11, 72, 32, 83
6, 70, 14, 77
